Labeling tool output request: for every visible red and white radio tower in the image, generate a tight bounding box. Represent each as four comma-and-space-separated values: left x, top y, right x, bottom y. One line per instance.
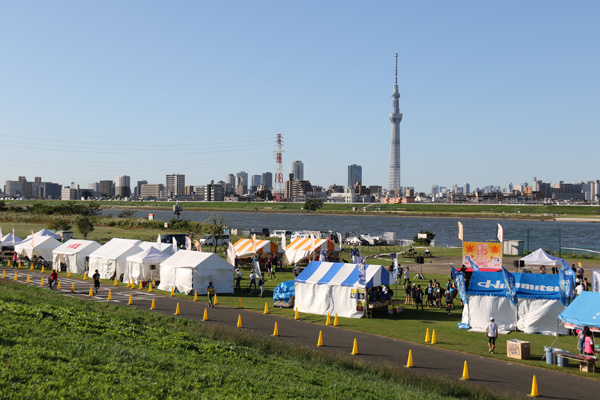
273, 133, 284, 202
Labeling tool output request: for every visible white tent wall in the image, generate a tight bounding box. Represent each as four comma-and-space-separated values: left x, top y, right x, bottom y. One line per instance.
127, 261, 159, 284
88, 239, 143, 280
517, 299, 568, 335
52, 240, 102, 274
14, 236, 60, 261
461, 296, 517, 333
157, 265, 176, 291
191, 266, 233, 295
295, 282, 362, 318
89, 258, 119, 280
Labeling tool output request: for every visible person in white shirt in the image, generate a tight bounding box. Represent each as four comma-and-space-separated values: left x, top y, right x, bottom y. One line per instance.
486, 317, 498, 354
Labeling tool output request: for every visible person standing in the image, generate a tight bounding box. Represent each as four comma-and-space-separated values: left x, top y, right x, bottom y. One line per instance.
583, 329, 595, 356
258, 277, 265, 298
235, 268, 242, 291
486, 317, 498, 354
445, 288, 454, 315
206, 281, 215, 308
248, 270, 257, 290
414, 285, 424, 311
403, 267, 410, 286
93, 269, 101, 294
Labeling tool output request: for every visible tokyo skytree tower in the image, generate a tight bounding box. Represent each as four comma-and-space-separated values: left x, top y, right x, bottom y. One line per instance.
387, 53, 402, 196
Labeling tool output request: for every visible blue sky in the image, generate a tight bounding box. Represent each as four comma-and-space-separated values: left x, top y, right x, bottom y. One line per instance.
1, 1, 598, 193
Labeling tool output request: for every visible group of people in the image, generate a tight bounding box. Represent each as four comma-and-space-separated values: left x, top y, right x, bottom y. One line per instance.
403, 277, 459, 314
577, 326, 596, 356
235, 266, 266, 297
368, 286, 394, 304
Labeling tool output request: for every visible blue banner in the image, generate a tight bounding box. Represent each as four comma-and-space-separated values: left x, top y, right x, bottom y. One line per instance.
502, 267, 517, 306
467, 257, 479, 271
451, 266, 468, 305
358, 258, 366, 285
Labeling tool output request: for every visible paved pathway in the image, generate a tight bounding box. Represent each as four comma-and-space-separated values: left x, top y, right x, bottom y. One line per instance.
3, 268, 599, 399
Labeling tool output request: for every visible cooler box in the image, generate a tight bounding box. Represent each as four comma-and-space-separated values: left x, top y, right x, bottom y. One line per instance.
507, 339, 530, 360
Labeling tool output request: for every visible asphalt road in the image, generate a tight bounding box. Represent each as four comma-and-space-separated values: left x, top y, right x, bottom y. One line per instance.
4, 268, 599, 399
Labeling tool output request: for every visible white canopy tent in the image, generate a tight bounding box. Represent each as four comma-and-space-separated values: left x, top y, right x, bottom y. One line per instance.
126, 246, 170, 284
520, 248, 562, 267
52, 239, 102, 274
0, 232, 22, 249
26, 229, 62, 241
88, 238, 142, 280
158, 251, 234, 295
14, 235, 61, 261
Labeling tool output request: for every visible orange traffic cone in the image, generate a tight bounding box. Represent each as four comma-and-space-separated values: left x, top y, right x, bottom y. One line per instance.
114, 277, 118, 286
57, 280, 61, 290
264, 302, 269, 314
170, 287, 175, 297
26, 275, 30, 284
89, 286, 94, 296
150, 298, 156, 310
175, 302, 181, 315
431, 329, 437, 344
40, 277, 44, 286
334, 313, 339, 326
351, 338, 358, 355
317, 330, 324, 347
202, 308, 208, 321
425, 328, 431, 343
67, 270, 71, 278
107, 290, 112, 300
128, 294, 133, 305
326, 312, 331, 326
148, 283, 153, 293
214, 293, 219, 305
71, 282, 75, 293
194, 291, 198, 302
237, 314, 243, 328
294, 308, 299, 320
1, 270, 5, 279
13, 272, 17, 280
272, 322, 279, 336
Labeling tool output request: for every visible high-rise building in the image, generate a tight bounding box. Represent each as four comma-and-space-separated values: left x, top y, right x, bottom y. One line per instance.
115, 175, 131, 198
99, 180, 114, 198
141, 184, 165, 199
236, 171, 248, 194
348, 164, 362, 187
251, 175, 262, 188
464, 183, 470, 195
166, 173, 185, 198
261, 172, 273, 190
134, 180, 147, 198
291, 160, 304, 180
387, 53, 402, 196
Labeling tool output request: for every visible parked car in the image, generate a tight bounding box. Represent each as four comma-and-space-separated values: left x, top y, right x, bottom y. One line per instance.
198, 234, 231, 247
270, 230, 292, 238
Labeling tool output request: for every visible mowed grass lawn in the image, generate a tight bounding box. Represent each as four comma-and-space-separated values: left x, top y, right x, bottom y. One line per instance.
0, 281, 509, 400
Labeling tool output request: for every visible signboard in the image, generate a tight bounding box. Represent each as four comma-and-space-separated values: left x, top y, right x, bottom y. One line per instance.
462, 241, 502, 269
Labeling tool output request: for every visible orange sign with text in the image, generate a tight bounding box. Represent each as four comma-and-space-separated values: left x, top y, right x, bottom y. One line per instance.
462, 241, 502, 269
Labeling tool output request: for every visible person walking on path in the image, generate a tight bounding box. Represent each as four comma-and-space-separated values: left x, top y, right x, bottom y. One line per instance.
93, 269, 101, 294
486, 317, 498, 354
207, 281, 215, 308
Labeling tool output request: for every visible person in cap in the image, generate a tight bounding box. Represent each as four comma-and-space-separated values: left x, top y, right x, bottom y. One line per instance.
486, 317, 498, 354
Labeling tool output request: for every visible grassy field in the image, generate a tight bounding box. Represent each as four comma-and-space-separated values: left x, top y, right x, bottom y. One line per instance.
0, 281, 509, 400
5, 199, 600, 219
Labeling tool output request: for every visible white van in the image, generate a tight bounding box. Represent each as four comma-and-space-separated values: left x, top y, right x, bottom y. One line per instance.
199, 234, 231, 246
270, 230, 292, 238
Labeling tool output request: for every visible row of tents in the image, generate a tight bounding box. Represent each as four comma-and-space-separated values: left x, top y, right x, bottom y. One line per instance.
228, 236, 340, 265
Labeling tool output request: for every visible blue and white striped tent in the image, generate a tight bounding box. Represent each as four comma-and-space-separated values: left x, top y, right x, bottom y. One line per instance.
294, 261, 393, 318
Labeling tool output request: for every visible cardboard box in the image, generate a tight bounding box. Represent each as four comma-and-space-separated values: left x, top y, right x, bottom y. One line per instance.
507, 339, 530, 360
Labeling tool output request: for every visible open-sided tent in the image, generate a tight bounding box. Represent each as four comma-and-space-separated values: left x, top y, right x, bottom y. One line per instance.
88, 238, 142, 280
126, 246, 170, 284
158, 251, 234, 295
520, 248, 562, 267
294, 261, 393, 318
284, 237, 340, 265
52, 239, 102, 274
232, 238, 283, 258
14, 235, 61, 261
26, 229, 62, 241
558, 291, 600, 329
461, 270, 569, 335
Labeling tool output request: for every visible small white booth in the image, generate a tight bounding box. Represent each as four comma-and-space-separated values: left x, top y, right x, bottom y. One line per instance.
158, 251, 234, 295
88, 238, 142, 280
52, 239, 102, 274
126, 246, 170, 284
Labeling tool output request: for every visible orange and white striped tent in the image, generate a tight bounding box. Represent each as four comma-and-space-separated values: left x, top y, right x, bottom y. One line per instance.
232, 238, 283, 258
284, 237, 340, 265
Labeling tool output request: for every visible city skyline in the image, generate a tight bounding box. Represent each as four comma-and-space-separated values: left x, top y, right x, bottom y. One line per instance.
1, 2, 598, 192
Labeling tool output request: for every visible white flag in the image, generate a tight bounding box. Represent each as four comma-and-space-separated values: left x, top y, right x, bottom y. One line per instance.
497, 223, 504, 244
336, 232, 343, 251
458, 222, 464, 241
157, 234, 161, 245
310, 233, 315, 258
185, 236, 192, 251
227, 242, 236, 265
172, 237, 178, 253
12, 228, 15, 246
281, 233, 286, 251
0, 227, 3, 243
31, 230, 35, 248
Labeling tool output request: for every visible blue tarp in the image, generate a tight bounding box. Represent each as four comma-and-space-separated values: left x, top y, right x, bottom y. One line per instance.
273, 280, 295, 303
558, 291, 600, 328
468, 270, 562, 300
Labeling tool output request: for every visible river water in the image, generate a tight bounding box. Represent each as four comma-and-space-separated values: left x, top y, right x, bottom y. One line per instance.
102, 209, 600, 253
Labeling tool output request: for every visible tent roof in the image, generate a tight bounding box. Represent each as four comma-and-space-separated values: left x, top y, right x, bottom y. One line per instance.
558, 291, 600, 328
161, 250, 234, 270
295, 261, 393, 288
520, 248, 562, 266
16, 235, 61, 249
26, 229, 61, 240
89, 238, 142, 259
232, 238, 283, 257
53, 239, 101, 255
126, 246, 170, 263
139, 241, 175, 255
1, 233, 22, 246
286, 237, 340, 252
